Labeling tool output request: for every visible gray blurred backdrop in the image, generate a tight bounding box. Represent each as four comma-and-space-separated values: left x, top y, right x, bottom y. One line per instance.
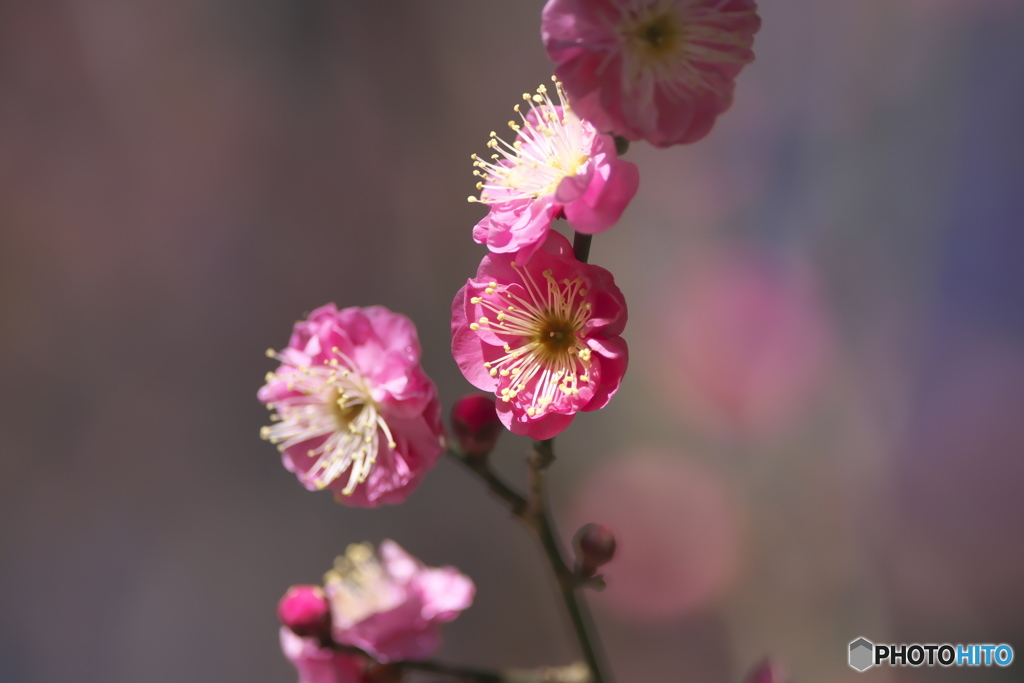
2, 1, 1023, 682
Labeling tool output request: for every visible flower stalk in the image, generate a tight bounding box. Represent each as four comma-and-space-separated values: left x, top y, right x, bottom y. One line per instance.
528, 439, 611, 683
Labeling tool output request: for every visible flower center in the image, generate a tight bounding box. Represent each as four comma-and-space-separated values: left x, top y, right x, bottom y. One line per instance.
536, 312, 578, 357
636, 13, 678, 55
618, 2, 758, 90
324, 543, 403, 627
469, 81, 593, 204
469, 264, 595, 418
261, 348, 396, 496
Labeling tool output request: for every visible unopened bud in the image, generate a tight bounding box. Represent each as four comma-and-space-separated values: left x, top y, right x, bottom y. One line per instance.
278, 585, 331, 640
573, 523, 617, 576
451, 393, 502, 458
744, 657, 786, 683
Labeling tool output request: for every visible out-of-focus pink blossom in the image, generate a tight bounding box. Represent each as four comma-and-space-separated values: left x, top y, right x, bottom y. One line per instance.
744, 657, 787, 683
279, 585, 332, 640
471, 82, 639, 262
280, 627, 364, 683
653, 247, 832, 439
259, 304, 446, 507
542, 0, 761, 147
452, 231, 628, 439
571, 450, 743, 621
325, 540, 475, 662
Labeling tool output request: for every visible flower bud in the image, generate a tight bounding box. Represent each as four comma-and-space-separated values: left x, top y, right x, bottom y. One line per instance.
573, 523, 617, 576
744, 657, 786, 683
450, 393, 502, 458
278, 585, 331, 640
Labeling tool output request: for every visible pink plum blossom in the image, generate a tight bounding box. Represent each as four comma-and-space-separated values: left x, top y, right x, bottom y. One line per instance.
324, 540, 475, 662
542, 0, 761, 147
259, 304, 446, 507
653, 248, 832, 439
280, 628, 364, 683
452, 231, 628, 439
470, 82, 639, 262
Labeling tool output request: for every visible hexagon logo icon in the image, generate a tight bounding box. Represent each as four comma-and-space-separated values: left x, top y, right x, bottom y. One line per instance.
849, 637, 874, 671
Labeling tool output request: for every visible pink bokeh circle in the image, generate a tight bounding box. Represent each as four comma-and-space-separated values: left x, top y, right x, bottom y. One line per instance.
569, 450, 745, 622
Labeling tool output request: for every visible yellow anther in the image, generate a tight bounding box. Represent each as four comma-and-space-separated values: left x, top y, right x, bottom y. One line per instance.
470, 323, 480, 331
470, 297, 482, 304
265, 348, 276, 358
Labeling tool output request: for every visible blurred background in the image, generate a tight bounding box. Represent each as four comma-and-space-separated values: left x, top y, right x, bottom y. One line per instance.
1, 1, 1023, 681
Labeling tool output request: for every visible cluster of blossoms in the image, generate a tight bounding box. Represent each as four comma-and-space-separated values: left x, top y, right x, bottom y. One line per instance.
259, 1, 760, 681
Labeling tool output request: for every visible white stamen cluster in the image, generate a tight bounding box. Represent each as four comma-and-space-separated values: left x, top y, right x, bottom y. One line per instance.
469, 262, 594, 418
470, 80, 592, 204
323, 543, 401, 626
619, 1, 755, 93
260, 348, 396, 495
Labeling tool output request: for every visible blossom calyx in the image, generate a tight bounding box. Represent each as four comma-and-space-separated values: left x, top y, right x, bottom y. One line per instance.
450, 393, 502, 459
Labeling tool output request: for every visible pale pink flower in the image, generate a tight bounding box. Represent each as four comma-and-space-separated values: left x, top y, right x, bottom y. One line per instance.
451, 231, 628, 439
542, 0, 761, 147
324, 540, 475, 662
280, 628, 363, 683
259, 304, 446, 508
470, 82, 639, 262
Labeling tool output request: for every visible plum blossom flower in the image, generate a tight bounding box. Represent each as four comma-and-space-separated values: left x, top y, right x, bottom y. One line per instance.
470, 82, 639, 262
542, 0, 761, 147
280, 628, 363, 683
324, 540, 475, 662
452, 231, 628, 439
259, 304, 446, 508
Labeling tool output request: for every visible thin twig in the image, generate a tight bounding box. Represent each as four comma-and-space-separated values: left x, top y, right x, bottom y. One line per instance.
447, 446, 529, 518
528, 440, 612, 683
572, 233, 592, 263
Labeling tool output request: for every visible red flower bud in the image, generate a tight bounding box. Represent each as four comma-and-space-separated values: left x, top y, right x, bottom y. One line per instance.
573, 523, 617, 576
450, 393, 502, 458
744, 657, 786, 683
278, 585, 331, 640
